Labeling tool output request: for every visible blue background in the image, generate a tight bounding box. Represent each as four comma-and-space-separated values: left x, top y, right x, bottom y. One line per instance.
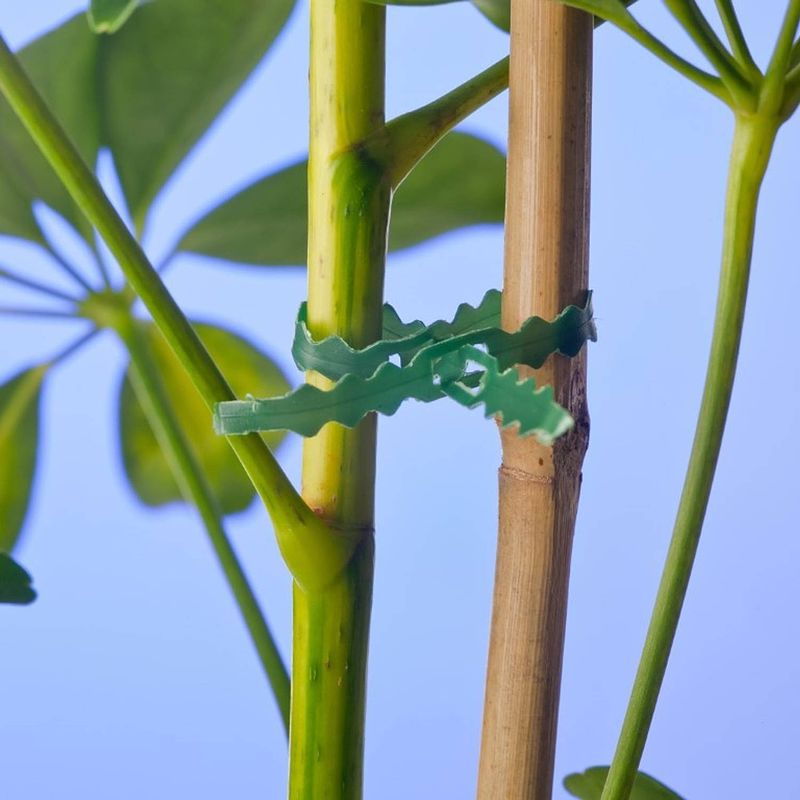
1, 3, 798, 798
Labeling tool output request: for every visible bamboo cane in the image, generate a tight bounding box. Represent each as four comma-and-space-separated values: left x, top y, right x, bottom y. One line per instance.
476, 3, 593, 798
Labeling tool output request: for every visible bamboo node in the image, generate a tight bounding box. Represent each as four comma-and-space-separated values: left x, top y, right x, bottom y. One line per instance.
499, 464, 555, 485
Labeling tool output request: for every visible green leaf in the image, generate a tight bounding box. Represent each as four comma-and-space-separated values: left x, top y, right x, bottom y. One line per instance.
390, 132, 505, 250
0, 16, 100, 244
177, 132, 505, 267
564, 767, 686, 800
0, 0, 295, 245
119, 322, 289, 515
98, 0, 297, 233
178, 161, 308, 267
0, 366, 46, 553
470, 0, 509, 30
0, 553, 36, 605
88, 0, 143, 33
556, 0, 632, 24
364, 0, 508, 30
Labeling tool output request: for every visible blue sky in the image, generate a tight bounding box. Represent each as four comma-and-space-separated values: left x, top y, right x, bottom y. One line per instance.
1, 3, 799, 798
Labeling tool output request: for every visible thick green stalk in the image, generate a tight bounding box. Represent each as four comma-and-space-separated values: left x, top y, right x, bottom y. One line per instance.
0, 32, 348, 590
113, 310, 291, 731
289, 1, 388, 797
290, 540, 375, 798
601, 113, 779, 800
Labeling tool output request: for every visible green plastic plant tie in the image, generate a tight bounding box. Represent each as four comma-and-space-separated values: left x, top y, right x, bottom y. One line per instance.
215, 290, 595, 445
293, 288, 595, 379
437, 345, 574, 443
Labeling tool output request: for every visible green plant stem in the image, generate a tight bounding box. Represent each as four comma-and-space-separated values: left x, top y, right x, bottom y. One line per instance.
561, 2, 729, 101
288, 1, 388, 797
714, 0, 759, 77
382, 56, 509, 186
0, 31, 348, 589
0, 265, 79, 302
663, 0, 752, 101
378, 6, 638, 186
113, 310, 291, 731
791, 38, 800, 69
618, 21, 728, 102
782, 67, 800, 117
763, 0, 800, 113
600, 112, 779, 800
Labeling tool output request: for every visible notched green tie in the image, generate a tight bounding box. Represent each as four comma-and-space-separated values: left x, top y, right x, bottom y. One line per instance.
214, 289, 596, 446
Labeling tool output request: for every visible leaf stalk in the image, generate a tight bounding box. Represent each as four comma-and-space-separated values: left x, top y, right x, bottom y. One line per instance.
0, 305, 80, 320
560, 1, 730, 102
41, 239, 96, 293
382, 56, 509, 187
600, 111, 780, 800
662, 0, 753, 102
0, 265, 79, 302
713, 0, 759, 78
0, 31, 346, 591
113, 309, 291, 731
762, 0, 800, 115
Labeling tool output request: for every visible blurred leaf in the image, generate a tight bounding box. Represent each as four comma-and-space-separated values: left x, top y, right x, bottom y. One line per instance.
564, 767, 685, 799
470, 0, 509, 30
98, 0, 297, 233
556, 0, 633, 22
0, 0, 296, 244
178, 131, 505, 266
88, 0, 142, 33
0, 366, 46, 553
119, 322, 290, 515
178, 161, 308, 266
365, 0, 508, 30
0, 16, 100, 244
390, 131, 505, 250
0, 553, 36, 605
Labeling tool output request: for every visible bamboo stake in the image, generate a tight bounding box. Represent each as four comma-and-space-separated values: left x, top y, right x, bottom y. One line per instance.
476, 3, 593, 799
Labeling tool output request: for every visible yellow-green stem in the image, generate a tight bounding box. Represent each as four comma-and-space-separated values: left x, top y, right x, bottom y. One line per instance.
601, 113, 779, 800
289, 1, 388, 797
